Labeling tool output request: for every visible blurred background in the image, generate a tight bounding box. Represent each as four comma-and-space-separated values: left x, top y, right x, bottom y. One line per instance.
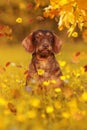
0, 0, 85, 45
0, 0, 60, 45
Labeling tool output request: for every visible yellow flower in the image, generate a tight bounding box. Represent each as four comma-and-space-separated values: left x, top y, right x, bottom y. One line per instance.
51, 79, 56, 84
16, 17, 22, 23
43, 80, 50, 86
37, 69, 44, 75
81, 92, 87, 101
59, 60, 66, 67
46, 106, 54, 113
60, 75, 70, 81
72, 32, 78, 37
55, 88, 61, 93
60, 75, 66, 81
0, 98, 7, 105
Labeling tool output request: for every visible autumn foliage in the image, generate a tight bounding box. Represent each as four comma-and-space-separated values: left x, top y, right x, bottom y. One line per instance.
0, 0, 87, 42
36, 0, 87, 41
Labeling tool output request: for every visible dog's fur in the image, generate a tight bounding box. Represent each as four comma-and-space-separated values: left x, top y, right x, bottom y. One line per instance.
22, 30, 63, 89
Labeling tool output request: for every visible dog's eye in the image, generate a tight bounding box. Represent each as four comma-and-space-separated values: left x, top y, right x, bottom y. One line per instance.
46, 33, 54, 42
46, 33, 51, 36
46, 33, 53, 38
36, 32, 43, 38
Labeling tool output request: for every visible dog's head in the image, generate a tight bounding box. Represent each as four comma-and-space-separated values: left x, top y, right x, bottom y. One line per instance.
22, 30, 62, 57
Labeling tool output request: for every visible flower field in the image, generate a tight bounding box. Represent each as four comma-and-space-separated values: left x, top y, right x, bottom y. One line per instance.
0, 42, 87, 130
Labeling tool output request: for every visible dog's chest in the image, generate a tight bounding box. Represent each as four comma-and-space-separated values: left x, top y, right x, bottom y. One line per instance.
37, 60, 50, 70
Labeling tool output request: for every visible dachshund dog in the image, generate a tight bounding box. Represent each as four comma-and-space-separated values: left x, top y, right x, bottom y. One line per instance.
22, 30, 63, 90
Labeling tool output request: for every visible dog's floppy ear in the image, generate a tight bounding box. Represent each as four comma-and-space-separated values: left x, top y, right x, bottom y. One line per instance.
53, 33, 62, 53
22, 32, 34, 53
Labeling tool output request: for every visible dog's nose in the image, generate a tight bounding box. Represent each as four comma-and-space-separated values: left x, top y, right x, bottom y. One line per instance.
43, 44, 49, 48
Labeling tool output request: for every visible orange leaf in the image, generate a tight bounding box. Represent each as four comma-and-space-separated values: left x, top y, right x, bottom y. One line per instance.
75, 52, 81, 57
8, 102, 17, 114
24, 70, 29, 75
5, 62, 11, 67
84, 65, 87, 72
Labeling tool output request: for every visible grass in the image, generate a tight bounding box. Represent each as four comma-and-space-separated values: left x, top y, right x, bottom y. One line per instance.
0, 41, 87, 130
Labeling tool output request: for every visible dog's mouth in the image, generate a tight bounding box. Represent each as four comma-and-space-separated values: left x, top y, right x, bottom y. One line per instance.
37, 49, 51, 57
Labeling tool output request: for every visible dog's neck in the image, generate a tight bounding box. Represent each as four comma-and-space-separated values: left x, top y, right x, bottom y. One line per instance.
32, 52, 55, 61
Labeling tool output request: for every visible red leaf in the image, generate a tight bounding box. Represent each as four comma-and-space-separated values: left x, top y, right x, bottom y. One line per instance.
27, 3, 33, 9
84, 65, 87, 72
29, 18, 34, 23
5, 62, 11, 67
75, 52, 81, 57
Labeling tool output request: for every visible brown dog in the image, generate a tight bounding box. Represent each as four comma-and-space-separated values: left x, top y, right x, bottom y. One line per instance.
22, 30, 63, 90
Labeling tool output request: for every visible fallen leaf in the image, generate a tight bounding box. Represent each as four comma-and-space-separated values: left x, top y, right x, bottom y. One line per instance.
8, 102, 17, 114
5, 62, 11, 67
84, 65, 87, 72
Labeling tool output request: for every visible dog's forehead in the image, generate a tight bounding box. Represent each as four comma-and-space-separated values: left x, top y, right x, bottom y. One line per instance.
33, 30, 54, 37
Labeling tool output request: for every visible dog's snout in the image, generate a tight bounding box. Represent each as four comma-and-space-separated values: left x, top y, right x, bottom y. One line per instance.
43, 44, 49, 48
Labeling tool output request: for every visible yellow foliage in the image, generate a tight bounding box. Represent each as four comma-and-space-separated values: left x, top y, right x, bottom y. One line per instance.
43, 0, 87, 38
50, 0, 73, 9
44, 6, 58, 19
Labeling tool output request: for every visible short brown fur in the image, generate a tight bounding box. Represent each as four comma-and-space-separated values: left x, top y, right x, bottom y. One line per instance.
22, 30, 63, 90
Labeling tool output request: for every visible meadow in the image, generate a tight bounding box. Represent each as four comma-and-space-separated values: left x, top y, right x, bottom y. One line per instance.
0, 41, 87, 130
